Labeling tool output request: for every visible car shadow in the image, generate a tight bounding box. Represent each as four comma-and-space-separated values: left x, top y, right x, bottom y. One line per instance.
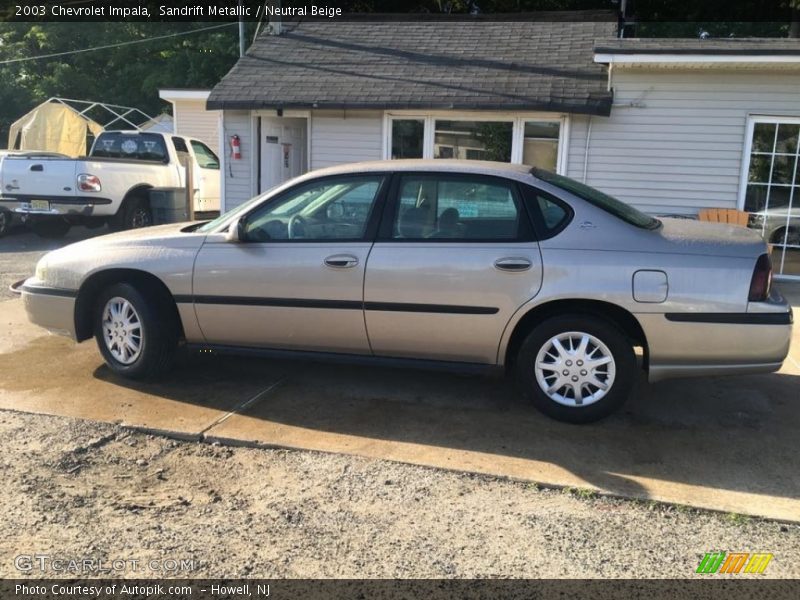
91, 349, 800, 504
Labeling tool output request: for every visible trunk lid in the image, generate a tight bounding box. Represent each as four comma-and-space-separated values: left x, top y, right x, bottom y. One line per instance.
654, 217, 766, 259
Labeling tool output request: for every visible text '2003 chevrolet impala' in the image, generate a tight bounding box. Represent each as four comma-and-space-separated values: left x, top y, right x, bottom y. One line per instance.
17, 161, 793, 423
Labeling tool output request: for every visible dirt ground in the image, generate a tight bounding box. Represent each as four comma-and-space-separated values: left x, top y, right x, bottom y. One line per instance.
1, 409, 798, 580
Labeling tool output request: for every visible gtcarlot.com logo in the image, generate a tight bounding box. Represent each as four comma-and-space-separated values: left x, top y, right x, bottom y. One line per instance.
14, 554, 197, 574
696, 551, 773, 574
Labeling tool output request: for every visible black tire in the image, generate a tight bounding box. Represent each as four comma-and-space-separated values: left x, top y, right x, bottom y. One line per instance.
515, 315, 636, 424
0, 209, 11, 237
30, 217, 71, 239
93, 282, 178, 380
111, 196, 152, 231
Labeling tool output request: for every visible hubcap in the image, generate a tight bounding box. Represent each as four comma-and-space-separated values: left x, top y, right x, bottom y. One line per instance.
534, 331, 616, 407
102, 297, 143, 365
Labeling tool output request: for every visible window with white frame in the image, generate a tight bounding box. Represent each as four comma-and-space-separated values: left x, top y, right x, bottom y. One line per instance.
385, 113, 566, 173
742, 117, 800, 278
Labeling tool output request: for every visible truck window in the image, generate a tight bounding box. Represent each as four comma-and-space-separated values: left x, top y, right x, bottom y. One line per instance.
91, 132, 169, 163
172, 137, 189, 154
190, 141, 220, 170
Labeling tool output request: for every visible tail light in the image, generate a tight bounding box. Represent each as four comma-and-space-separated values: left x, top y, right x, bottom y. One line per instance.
748, 253, 772, 302
77, 173, 101, 192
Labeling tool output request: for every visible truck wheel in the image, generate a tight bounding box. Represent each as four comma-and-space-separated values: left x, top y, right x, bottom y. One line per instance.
112, 197, 152, 231
515, 315, 636, 424
30, 218, 71, 239
93, 282, 178, 380
0, 210, 11, 237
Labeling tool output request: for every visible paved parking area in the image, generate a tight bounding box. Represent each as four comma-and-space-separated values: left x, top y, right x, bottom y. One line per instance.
1, 283, 798, 521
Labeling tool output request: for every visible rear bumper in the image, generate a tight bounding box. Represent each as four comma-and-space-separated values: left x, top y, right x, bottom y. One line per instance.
18, 278, 78, 340
639, 299, 793, 383
0, 196, 113, 217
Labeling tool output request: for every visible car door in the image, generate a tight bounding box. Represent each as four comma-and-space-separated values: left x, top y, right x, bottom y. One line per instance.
192, 173, 388, 354
189, 140, 221, 212
363, 172, 543, 364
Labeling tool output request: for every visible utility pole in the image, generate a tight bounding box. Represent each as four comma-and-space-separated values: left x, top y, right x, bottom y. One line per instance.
238, 0, 246, 56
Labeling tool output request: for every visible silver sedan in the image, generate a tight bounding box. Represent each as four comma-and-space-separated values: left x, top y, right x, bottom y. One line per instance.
17, 161, 793, 423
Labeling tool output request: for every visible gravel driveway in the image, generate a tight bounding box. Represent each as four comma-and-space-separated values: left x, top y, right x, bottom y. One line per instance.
1, 410, 797, 579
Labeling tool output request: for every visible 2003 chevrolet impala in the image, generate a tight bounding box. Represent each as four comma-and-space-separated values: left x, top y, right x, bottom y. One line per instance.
16, 161, 793, 422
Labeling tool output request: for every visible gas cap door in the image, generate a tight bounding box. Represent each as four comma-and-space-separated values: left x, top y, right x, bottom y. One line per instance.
633, 270, 668, 303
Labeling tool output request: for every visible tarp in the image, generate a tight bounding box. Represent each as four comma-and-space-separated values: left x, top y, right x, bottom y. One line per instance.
7, 101, 104, 157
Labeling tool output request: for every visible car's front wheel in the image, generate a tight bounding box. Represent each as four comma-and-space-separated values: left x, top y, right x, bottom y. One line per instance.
516, 315, 635, 423
93, 283, 177, 380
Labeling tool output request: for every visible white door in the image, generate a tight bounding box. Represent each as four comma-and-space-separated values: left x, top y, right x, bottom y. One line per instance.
260, 118, 306, 194
189, 139, 221, 212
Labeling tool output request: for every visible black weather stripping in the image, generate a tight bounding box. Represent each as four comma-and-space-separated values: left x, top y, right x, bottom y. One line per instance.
175, 295, 498, 315
665, 312, 792, 325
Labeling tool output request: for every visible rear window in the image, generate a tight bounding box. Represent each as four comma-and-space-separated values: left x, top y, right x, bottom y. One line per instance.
531, 168, 660, 230
91, 133, 169, 163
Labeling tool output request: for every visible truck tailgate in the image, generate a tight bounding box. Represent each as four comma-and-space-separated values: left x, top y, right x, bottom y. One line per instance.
1, 157, 77, 200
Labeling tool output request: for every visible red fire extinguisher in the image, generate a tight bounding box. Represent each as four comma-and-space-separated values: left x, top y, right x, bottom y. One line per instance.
230, 135, 241, 160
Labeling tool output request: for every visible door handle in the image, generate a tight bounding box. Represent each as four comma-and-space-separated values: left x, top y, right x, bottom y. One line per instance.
494, 257, 532, 272
324, 254, 359, 269
30, 164, 43, 172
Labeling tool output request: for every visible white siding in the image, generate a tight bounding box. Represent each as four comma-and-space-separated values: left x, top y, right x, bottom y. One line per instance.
222, 111, 254, 210
173, 99, 220, 155
310, 110, 383, 170
578, 68, 800, 215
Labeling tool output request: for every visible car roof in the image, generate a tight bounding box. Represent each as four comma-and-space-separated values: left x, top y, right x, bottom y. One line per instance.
307, 159, 534, 179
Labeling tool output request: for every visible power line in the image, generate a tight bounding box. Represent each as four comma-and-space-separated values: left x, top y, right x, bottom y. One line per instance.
0, 23, 238, 66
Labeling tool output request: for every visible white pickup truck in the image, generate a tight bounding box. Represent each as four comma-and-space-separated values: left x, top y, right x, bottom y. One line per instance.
0, 131, 220, 238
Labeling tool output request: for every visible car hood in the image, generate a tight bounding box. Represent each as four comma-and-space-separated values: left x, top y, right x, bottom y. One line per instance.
61, 222, 207, 252
653, 217, 767, 258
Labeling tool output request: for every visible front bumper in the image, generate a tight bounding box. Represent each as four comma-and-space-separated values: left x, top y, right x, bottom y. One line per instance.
0, 196, 112, 217
17, 278, 78, 340
639, 293, 793, 382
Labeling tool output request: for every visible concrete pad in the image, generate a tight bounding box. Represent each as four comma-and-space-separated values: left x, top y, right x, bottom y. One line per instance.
0, 299, 289, 438
204, 361, 800, 521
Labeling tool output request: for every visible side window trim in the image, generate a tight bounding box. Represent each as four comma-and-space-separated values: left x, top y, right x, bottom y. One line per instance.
240, 173, 392, 244
377, 171, 535, 243
520, 184, 574, 241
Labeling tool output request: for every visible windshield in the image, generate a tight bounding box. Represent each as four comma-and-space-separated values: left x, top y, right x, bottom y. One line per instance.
196, 192, 268, 233
531, 168, 660, 230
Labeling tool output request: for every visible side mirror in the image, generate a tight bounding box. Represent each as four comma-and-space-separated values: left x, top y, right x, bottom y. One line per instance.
225, 216, 247, 242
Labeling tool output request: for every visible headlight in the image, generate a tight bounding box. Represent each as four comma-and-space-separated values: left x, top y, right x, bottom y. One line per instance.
34, 257, 49, 282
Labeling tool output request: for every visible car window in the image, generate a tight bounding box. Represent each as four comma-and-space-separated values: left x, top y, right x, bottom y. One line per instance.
392, 175, 521, 240
531, 168, 660, 230
243, 175, 384, 242
525, 189, 572, 239
190, 141, 220, 170
91, 133, 169, 163
172, 137, 189, 154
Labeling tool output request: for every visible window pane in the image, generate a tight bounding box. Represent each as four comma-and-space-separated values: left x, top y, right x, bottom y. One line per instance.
748, 154, 772, 183
190, 141, 220, 170
772, 155, 797, 185
536, 195, 569, 232
391, 119, 424, 159
745, 184, 769, 212
433, 120, 512, 162
751, 123, 776, 153
393, 176, 520, 240
243, 176, 383, 241
775, 124, 800, 154
522, 120, 560, 171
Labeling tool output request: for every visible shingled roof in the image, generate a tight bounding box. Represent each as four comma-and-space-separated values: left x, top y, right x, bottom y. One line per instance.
207, 15, 617, 116
594, 37, 800, 56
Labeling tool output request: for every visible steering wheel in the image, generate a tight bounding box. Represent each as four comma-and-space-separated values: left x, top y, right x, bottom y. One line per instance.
288, 214, 307, 239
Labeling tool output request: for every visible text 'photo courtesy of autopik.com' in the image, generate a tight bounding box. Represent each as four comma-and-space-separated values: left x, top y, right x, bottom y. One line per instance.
0, 0, 799, 599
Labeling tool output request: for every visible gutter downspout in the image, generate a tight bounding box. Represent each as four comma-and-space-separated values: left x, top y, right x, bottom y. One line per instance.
583, 116, 593, 184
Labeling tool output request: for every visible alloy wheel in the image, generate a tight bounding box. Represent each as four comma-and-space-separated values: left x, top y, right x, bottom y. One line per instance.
102, 296, 143, 365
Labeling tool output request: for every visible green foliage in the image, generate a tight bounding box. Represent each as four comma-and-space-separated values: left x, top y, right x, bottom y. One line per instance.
0, 22, 249, 141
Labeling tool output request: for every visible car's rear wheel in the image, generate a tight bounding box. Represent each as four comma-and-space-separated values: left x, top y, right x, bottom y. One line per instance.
111, 196, 152, 231
516, 315, 635, 423
93, 283, 177, 380
0, 209, 11, 237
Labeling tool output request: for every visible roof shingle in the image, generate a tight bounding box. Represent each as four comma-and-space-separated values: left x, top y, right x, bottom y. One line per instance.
208, 17, 617, 116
